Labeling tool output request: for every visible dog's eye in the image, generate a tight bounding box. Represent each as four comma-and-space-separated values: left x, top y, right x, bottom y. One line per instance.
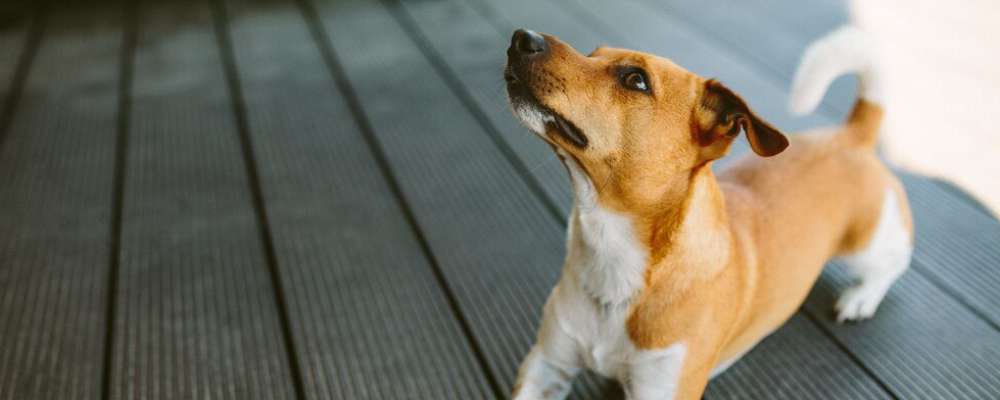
620, 68, 650, 93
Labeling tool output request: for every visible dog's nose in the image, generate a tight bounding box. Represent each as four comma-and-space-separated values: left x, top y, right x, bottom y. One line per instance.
512, 29, 547, 56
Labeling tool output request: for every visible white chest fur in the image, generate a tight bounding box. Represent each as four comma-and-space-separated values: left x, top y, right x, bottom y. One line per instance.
566, 205, 648, 306
560, 150, 648, 307
514, 153, 687, 399
551, 154, 685, 389
550, 210, 686, 394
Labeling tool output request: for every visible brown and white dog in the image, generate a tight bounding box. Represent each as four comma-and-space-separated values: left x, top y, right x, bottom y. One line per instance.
505, 26, 912, 400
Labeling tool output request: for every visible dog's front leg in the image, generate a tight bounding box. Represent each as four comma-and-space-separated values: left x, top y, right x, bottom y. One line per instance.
512, 293, 581, 400
624, 343, 703, 400
512, 345, 579, 399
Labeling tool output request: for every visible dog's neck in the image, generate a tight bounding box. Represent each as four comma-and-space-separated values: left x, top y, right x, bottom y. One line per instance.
562, 154, 732, 306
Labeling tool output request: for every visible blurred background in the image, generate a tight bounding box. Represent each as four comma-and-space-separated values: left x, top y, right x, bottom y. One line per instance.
852, 0, 1000, 217
0, 0, 997, 399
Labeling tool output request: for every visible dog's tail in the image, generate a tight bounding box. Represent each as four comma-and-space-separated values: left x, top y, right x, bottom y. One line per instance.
789, 25, 883, 149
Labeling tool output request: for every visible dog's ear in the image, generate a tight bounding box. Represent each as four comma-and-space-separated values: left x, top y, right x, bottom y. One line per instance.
695, 80, 788, 158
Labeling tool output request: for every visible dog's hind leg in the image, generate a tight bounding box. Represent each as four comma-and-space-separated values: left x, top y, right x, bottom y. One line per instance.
835, 188, 913, 322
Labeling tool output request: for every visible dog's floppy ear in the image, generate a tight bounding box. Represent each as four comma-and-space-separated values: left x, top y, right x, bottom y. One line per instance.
695, 80, 788, 158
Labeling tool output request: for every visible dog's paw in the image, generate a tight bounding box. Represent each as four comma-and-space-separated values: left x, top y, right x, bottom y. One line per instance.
834, 285, 887, 323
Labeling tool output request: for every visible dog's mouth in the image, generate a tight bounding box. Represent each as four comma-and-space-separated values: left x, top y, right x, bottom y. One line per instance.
505, 71, 588, 148
545, 110, 588, 148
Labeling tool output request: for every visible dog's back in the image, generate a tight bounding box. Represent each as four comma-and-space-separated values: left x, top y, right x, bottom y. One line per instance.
716, 26, 914, 355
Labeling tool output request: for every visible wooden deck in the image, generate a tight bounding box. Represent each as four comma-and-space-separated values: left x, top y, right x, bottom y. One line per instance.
1, 0, 998, 398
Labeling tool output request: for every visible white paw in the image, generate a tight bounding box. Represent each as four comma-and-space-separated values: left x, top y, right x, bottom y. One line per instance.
835, 284, 888, 323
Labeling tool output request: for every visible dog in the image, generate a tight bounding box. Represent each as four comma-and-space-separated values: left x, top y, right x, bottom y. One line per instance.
504, 25, 912, 400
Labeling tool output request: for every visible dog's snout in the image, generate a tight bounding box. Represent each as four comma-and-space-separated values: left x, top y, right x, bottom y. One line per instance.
512, 29, 547, 56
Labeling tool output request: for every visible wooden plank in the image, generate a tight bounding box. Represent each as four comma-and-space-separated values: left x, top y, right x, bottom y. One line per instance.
708, 314, 889, 400
405, 0, 890, 397
220, 0, 496, 398
307, 0, 617, 397
108, 1, 297, 398
806, 262, 1000, 399
902, 174, 1000, 327
401, 0, 574, 215
0, 1, 36, 118
0, 3, 122, 399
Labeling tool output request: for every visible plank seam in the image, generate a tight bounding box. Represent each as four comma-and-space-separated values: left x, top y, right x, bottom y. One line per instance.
293, 0, 504, 397
800, 311, 900, 399
210, 0, 308, 398
383, 0, 566, 226
927, 177, 998, 222
910, 261, 1000, 332
461, 0, 517, 39
100, 0, 138, 399
0, 1, 46, 152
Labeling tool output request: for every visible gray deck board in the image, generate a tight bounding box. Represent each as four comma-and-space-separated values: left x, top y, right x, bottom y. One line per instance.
902, 174, 1000, 327
220, 0, 495, 397
399, 0, 574, 213
707, 314, 889, 400
0, 2, 34, 117
0, 3, 122, 399
109, 1, 296, 398
806, 262, 1000, 399
0, 0, 997, 398
308, 0, 617, 397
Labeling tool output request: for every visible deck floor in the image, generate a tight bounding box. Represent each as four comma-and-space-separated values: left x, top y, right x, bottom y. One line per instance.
1, 0, 999, 399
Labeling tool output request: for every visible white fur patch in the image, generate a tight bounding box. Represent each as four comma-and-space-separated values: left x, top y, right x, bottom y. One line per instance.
512, 346, 576, 400
544, 275, 687, 398
789, 25, 884, 115
835, 188, 912, 322
627, 343, 687, 400
511, 102, 554, 136
561, 151, 647, 306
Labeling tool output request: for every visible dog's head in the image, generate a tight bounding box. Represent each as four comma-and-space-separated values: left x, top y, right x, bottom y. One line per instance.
505, 29, 787, 208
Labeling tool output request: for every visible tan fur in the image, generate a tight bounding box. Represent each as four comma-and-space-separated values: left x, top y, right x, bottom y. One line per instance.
515, 34, 912, 399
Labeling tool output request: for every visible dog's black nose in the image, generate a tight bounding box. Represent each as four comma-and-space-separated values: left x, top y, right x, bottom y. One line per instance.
512, 29, 547, 56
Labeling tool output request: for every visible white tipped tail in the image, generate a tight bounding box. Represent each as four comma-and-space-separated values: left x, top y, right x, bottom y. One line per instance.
789, 25, 883, 115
